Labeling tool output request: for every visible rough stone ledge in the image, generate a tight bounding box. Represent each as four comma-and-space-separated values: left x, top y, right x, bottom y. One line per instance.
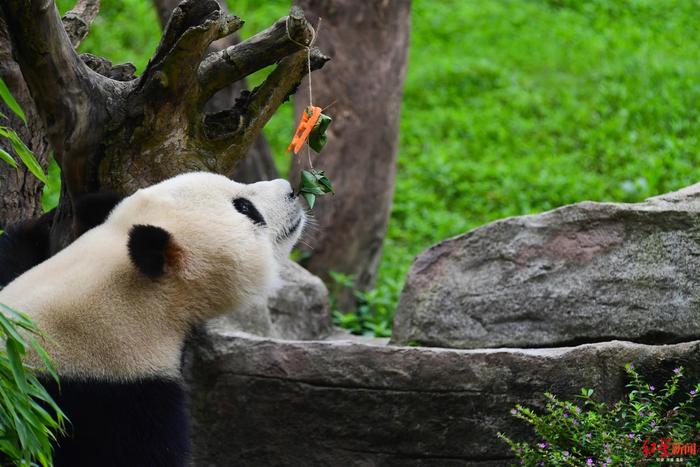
185, 324, 700, 466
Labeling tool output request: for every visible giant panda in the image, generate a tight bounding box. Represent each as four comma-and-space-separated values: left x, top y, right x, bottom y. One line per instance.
0, 172, 305, 466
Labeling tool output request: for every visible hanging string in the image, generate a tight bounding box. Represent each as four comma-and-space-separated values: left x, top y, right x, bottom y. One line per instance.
286, 16, 322, 169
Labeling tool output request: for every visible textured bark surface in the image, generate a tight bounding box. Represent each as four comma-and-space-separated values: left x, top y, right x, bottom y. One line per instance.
0, 0, 326, 249
185, 323, 700, 465
0, 0, 120, 228
0, 17, 51, 227
290, 0, 411, 297
152, 0, 278, 183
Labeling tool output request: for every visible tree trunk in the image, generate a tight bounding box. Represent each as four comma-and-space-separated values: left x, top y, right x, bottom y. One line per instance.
152, 0, 278, 183
0, 17, 49, 227
291, 0, 410, 299
0, 0, 327, 250
0, 0, 99, 227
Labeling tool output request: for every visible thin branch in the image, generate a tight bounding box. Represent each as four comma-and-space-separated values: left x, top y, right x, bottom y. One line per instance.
208, 47, 328, 172
242, 47, 328, 135
197, 6, 315, 104
62, 0, 100, 48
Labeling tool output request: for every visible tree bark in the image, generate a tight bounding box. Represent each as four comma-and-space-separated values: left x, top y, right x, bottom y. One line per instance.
291, 0, 410, 299
152, 0, 278, 183
0, 0, 98, 227
0, 0, 327, 250
0, 17, 49, 227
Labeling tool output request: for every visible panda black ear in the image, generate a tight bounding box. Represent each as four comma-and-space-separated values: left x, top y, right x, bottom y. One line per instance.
127, 225, 183, 278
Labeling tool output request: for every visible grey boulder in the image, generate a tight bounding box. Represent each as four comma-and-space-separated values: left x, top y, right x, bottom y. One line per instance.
214, 259, 332, 339
392, 185, 700, 349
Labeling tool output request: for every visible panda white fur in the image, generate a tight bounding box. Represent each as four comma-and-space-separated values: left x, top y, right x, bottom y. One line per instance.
0, 172, 305, 466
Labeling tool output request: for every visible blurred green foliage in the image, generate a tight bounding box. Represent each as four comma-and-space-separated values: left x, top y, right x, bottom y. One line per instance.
382, 0, 700, 337
52, 0, 700, 336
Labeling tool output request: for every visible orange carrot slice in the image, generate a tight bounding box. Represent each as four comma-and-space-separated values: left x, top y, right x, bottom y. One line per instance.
287, 106, 322, 155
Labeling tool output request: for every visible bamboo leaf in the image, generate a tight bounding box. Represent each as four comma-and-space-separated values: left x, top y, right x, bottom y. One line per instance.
0, 78, 26, 124
6, 340, 29, 394
4, 130, 47, 183
0, 147, 17, 168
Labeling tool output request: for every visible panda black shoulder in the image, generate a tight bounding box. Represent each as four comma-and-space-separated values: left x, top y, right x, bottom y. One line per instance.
0, 192, 122, 287
41, 376, 190, 467
0, 210, 54, 287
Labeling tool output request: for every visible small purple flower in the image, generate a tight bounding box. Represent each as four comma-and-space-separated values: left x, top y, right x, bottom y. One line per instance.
674, 367, 681, 374
586, 432, 592, 439
563, 451, 570, 457
691, 389, 697, 396
649, 385, 655, 392
650, 420, 656, 427
606, 458, 612, 463
627, 433, 635, 439
575, 406, 582, 413
573, 419, 579, 425
587, 458, 594, 466
563, 413, 569, 418
629, 363, 635, 369
511, 409, 517, 415
538, 441, 547, 449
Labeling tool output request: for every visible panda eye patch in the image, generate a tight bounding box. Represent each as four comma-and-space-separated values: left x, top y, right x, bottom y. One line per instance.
233, 198, 266, 226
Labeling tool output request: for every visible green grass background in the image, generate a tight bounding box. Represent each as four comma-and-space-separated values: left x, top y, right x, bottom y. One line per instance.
55, 0, 700, 335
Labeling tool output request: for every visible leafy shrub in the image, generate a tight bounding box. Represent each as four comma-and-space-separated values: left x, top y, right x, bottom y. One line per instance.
329, 271, 400, 338
0, 305, 65, 466
498, 364, 700, 466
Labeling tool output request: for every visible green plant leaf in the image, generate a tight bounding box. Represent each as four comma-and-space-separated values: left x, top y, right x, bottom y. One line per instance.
0, 147, 17, 168
5, 339, 29, 395
0, 127, 47, 183
314, 171, 334, 194
0, 302, 64, 465
302, 192, 316, 209
308, 133, 327, 153
298, 169, 335, 208
308, 113, 332, 153
0, 78, 26, 124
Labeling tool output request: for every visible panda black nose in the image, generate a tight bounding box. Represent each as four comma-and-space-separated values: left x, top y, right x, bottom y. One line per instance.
286, 190, 297, 200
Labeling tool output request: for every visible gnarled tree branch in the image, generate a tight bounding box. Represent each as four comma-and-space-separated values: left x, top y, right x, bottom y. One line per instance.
2, 0, 327, 249
1, 0, 101, 159
198, 6, 315, 104
201, 46, 329, 173
141, 0, 243, 94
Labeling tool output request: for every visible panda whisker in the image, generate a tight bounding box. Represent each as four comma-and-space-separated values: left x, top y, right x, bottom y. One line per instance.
297, 239, 314, 250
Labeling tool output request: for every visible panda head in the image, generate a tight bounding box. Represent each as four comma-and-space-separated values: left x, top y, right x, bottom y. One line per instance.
108, 172, 305, 321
